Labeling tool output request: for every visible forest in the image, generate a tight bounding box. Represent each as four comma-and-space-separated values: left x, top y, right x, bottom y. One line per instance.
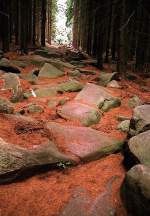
0, 0, 150, 216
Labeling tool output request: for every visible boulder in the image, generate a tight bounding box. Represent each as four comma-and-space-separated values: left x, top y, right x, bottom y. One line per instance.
128, 95, 143, 108
74, 83, 121, 111
130, 105, 150, 134
1, 73, 23, 102
107, 80, 121, 89
121, 164, 150, 216
98, 72, 119, 86
57, 80, 84, 93
57, 101, 101, 126
0, 58, 20, 73
117, 120, 130, 132
0, 98, 14, 114
127, 130, 150, 167
38, 63, 64, 78
75, 83, 112, 108
0, 138, 75, 183
46, 122, 123, 162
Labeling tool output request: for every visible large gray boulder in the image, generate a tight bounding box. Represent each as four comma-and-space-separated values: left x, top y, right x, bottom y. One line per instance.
0, 58, 20, 73
121, 164, 150, 216
38, 63, 64, 78
0, 138, 75, 183
98, 72, 119, 86
127, 130, 150, 167
130, 105, 150, 135
46, 122, 123, 162
57, 101, 101, 126
1, 73, 23, 102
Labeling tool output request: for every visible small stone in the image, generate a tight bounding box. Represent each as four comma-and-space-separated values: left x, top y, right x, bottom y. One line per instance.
101, 98, 121, 112
117, 120, 130, 132
117, 115, 130, 121
128, 95, 143, 108
107, 80, 121, 88
128, 130, 150, 167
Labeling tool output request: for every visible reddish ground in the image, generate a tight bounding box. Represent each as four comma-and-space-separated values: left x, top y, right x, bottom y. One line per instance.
0, 52, 150, 216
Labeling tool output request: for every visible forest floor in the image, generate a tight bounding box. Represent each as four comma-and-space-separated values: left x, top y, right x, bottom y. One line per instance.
0, 47, 150, 216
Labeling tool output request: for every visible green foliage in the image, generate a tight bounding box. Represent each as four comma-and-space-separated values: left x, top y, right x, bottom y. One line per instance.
66, 0, 74, 27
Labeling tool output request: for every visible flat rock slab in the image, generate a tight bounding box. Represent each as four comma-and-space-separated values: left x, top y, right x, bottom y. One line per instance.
121, 164, 150, 216
128, 130, 150, 167
49, 59, 76, 70
57, 101, 101, 126
1, 73, 23, 102
75, 83, 113, 108
60, 188, 91, 216
130, 105, 150, 135
38, 63, 64, 78
60, 177, 117, 216
0, 138, 75, 184
46, 122, 123, 162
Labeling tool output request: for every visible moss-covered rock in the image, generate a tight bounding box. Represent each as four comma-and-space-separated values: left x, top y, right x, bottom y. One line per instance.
57, 80, 84, 92
101, 98, 121, 112
128, 95, 143, 108
117, 120, 130, 132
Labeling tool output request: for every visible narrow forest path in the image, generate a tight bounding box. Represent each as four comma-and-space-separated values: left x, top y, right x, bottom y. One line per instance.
0, 46, 150, 216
